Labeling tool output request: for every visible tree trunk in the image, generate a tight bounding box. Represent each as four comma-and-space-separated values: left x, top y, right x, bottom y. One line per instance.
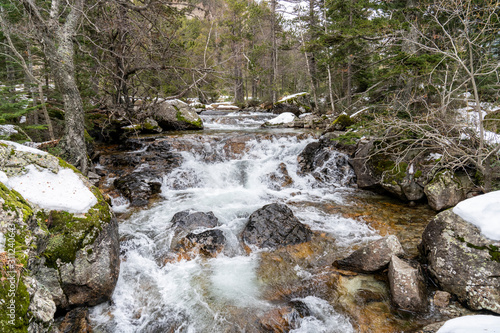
19, 0, 88, 174
271, 0, 277, 104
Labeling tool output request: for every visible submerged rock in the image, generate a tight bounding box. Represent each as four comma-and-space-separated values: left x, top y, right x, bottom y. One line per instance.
419, 209, 500, 314
0, 141, 119, 331
58, 307, 93, 333
175, 229, 226, 258
241, 203, 312, 250
388, 256, 428, 312
334, 235, 405, 273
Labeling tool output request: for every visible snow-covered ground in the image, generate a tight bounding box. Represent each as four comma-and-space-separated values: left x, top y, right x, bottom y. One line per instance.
453, 190, 500, 241
436, 315, 500, 333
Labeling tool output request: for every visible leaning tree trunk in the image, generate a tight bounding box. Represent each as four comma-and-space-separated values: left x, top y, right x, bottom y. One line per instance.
19, 0, 88, 175
43, 36, 88, 174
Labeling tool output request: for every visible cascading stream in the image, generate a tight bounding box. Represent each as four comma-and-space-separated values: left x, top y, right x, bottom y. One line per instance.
90, 112, 381, 332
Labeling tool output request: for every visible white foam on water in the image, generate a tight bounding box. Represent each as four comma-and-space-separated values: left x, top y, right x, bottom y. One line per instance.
90, 118, 378, 332
290, 296, 354, 333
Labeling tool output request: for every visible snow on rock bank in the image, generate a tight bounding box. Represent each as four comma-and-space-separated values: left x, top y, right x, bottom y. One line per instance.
437, 315, 500, 333
267, 112, 296, 125
453, 191, 500, 241
0, 165, 97, 213
0, 140, 97, 213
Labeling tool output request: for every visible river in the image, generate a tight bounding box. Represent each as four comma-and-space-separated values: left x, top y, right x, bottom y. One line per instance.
89, 111, 437, 332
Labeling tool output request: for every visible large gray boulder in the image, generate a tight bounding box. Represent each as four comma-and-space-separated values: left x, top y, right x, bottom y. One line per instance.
241, 203, 312, 250
388, 256, 428, 312
424, 171, 467, 211
0, 141, 120, 331
148, 99, 203, 131
334, 235, 405, 272
419, 209, 500, 313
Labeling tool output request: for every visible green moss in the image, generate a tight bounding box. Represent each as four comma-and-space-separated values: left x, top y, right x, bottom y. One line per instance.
84, 129, 94, 143
331, 131, 361, 145
176, 111, 203, 129
414, 170, 423, 178
0, 184, 33, 223
331, 114, 355, 130
57, 157, 81, 175
39, 186, 112, 268
0, 185, 32, 332
371, 156, 408, 184
0, 275, 30, 333
456, 236, 500, 263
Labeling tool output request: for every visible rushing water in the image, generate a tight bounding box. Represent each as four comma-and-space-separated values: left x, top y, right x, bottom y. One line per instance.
90, 111, 433, 332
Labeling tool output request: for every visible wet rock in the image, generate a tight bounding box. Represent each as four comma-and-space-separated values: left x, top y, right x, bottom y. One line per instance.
241, 203, 312, 250
334, 235, 405, 273
259, 305, 303, 332
147, 99, 203, 130
424, 171, 466, 211
297, 142, 322, 173
419, 209, 500, 314
175, 229, 226, 258
388, 256, 428, 312
170, 210, 221, 232
58, 308, 93, 333
268, 162, 293, 189
433, 291, 451, 308
98, 139, 181, 207
113, 172, 162, 207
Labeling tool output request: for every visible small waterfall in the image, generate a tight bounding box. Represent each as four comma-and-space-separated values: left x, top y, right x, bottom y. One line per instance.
91, 113, 379, 332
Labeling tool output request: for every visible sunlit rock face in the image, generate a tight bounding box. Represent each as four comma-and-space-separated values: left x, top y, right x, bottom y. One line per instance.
420, 209, 500, 314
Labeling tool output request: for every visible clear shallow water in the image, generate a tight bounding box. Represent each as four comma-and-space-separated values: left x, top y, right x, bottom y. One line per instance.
90, 112, 380, 332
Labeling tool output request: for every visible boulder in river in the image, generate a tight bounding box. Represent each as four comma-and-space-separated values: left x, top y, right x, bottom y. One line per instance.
419, 208, 500, 314
388, 255, 428, 312
334, 235, 405, 273
0, 141, 119, 331
147, 99, 203, 131
241, 203, 312, 250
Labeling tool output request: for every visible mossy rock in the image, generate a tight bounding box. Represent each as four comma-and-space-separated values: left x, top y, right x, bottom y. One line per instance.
330, 114, 355, 131
37, 187, 112, 268
0, 184, 36, 332
484, 110, 500, 134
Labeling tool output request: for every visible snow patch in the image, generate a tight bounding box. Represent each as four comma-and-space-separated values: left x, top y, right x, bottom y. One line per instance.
0, 165, 97, 213
0, 125, 18, 136
436, 315, 500, 333
267, 112, 296, 125
426, 153, 442, 161
453, 191, 500, 241
0, 140, 47, 155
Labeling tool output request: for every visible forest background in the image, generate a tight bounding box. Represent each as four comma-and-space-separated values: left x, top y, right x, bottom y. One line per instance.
0, 0, 499, 190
